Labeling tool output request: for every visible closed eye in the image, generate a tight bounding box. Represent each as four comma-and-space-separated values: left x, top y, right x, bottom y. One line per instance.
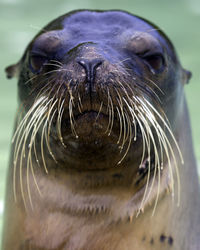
142, 53, 165, 73
29, 53, 48, 74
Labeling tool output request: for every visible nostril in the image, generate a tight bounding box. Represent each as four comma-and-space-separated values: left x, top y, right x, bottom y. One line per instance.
77, 58, 103, 83
93, 59, 103, 69
77, 59, 86, 67
77, 58, 102, 70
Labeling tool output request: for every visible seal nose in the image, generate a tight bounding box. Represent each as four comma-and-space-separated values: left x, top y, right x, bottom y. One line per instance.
77, 58, 102, 83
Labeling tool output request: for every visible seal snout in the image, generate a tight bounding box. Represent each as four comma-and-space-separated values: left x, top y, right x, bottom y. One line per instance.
77, 57, 103, 84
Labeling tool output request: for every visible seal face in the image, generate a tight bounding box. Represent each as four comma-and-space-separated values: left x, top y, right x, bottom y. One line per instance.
11, 11, 184, 172
2, 10, 199, 250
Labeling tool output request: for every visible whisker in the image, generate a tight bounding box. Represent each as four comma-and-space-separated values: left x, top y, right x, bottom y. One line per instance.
117, 110, 133, 165
44, 62, 63, 69
57, 98, 66, 147
45, 99, 58, 161
95, 101, 103, 123
116, 106, 123, 145
108, 90, 114, 136
24, 75, 39, 85
136, 96, 181, 210
115, 88, 126, 152
69, 94, 78, 138
50, 59, 63, 66
12, 96, 47, 203
105, 87, 112, 135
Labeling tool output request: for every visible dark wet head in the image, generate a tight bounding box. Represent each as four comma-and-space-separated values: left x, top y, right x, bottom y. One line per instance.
8, 10, 190, 172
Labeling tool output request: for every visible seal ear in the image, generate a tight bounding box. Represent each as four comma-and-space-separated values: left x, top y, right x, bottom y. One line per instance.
5, 62, 21, 79
182, 68, 192, 84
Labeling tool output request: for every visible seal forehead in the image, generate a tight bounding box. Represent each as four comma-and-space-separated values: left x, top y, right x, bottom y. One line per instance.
63, 11, 150, 27
58, 10, 174, 54
62, 11, 154, 35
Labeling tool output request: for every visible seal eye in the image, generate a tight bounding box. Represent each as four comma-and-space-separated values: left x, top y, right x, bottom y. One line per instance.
29, 54, 47, 73
143, 54, 164, 73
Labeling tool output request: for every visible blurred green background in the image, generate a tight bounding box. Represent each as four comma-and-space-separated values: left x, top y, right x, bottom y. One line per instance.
0, 0, 200, 243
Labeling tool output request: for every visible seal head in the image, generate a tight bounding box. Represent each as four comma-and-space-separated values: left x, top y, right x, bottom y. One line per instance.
6, 10, 193, 213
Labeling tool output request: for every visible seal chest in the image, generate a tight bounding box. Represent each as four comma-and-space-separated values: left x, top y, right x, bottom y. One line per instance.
2, 10, 200, 250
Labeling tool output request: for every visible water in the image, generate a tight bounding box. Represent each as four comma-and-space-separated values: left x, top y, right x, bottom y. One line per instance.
0, 0, 200, 243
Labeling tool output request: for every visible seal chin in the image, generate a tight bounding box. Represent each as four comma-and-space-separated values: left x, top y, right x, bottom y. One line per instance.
60, 111, 124, 170
70, 111, 113, 140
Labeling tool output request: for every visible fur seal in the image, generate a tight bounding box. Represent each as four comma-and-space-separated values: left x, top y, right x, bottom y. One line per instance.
1, 10, 200, 250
